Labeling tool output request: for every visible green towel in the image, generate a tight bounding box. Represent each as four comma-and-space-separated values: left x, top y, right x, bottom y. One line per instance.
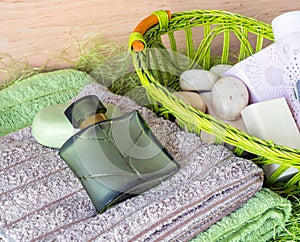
0, 69, 95, 136
192, 188, 292, 242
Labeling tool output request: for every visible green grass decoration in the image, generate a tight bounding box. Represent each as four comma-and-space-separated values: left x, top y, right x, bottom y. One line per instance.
0, 34, 128, 90
75, 34, 128, 73
273, 196, 300, 241
0, 55, 51, 90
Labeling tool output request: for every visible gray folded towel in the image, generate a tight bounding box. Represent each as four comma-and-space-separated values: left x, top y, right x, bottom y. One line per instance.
0, 83, 264, 241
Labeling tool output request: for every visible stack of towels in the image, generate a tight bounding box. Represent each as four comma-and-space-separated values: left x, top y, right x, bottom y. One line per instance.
0, 72, 291, 241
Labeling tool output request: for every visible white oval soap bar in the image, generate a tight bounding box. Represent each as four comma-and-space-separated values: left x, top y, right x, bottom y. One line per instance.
32, 103, 77, 149
211, 76, 249, 121
180, 69, 219, 91
32, 102, 123, 148
174, 91, 206, 113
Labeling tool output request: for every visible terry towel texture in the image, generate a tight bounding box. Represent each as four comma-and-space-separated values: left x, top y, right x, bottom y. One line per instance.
0, 69, 94, 137
0, 83, 264, 241
192, 188, 291, 242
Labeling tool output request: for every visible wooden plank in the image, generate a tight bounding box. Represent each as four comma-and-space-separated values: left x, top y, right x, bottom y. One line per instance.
0, 0, 299, 81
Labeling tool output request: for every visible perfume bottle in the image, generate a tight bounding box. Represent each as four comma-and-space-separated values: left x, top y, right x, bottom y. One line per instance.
59, 95, 180, 213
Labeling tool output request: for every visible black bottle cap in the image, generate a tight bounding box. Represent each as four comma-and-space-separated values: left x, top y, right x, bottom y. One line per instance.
65, 95, 107, 128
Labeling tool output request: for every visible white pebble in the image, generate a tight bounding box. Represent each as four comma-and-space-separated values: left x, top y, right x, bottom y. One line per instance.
200, 92, 248, 131
209, 64, 233, 77
180, 69, 219, 91
174, 91, 206, 113
211, 76, 249, 121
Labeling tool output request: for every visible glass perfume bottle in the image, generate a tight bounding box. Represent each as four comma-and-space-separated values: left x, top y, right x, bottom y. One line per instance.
59, 95, 180, 213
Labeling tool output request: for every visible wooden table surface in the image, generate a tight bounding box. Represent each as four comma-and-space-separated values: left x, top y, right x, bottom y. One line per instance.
0, 0, 299, 82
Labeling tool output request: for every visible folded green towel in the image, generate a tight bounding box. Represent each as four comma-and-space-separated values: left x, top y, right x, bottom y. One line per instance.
192, 188, 292, 242
0, 69, 95, 136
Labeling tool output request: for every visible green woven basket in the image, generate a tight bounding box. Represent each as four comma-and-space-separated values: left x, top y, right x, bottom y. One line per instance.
129, 9, 300, 192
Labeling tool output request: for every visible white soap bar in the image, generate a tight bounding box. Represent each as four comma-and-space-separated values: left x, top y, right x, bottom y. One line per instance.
32, 102, 123, 149
32, 103, 79, 149
241, 97, 300, 180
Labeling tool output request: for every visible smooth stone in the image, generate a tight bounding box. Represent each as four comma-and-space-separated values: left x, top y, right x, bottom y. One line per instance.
211, 76, 249, 121
32, 102, 123, 148
210, 64, 233, 77
200, 92, 248, 143
179, 69, 219, 91
174, 91, 206, 113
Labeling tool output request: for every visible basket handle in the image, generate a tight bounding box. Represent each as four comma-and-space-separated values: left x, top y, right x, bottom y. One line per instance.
130, 10, 172, 52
